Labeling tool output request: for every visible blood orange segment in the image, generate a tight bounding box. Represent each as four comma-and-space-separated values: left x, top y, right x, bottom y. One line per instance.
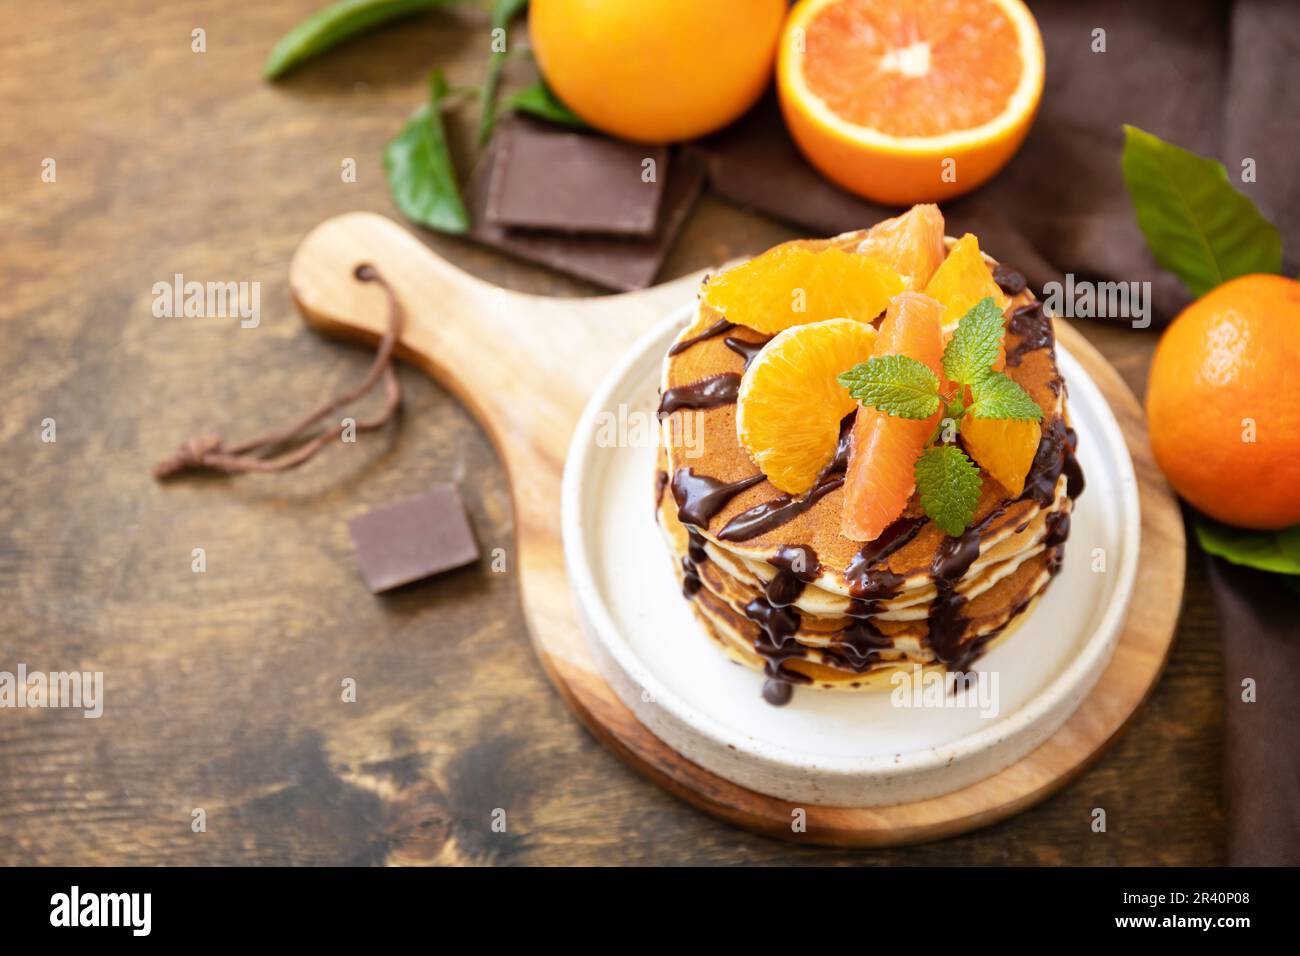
737, 318, 879, 494
841, 292, 946, 542
923, 233, 1010, 330
853, 203, 946, 291
703, 241, 904, 335
961, 414, 1040, 496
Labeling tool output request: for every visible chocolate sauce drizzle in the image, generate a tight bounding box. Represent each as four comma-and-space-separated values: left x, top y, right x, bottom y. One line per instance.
765, 546, 820, 607
723, 334, 769, 370
657, 372, 741, 417
993, 263, 1027, 296
671, 467, 765, 528
1005, 302, 1055, 367
668, 319, 735, 357
717, 414, 854, 542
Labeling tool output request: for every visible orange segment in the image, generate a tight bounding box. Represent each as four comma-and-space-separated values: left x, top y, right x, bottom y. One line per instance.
841, 292, 946, 541
737, 319, 879, 494
961, 414, 1040, 496
703, 241, 904, 335
777, 0, 1045, 204
923, 233, 1011, 330
853, 204, 946, 291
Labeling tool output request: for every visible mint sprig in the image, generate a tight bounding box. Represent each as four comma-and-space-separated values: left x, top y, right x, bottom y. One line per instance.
837, 355, 940, 419
838, 296, 1046, 536
968, 370, 1043, 420
942, 296, 1006, 385
914, 446, 982, 536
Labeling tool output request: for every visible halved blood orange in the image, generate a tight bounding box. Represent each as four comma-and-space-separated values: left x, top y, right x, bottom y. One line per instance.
703, 240, 904, 335
778, 0, 1045, 205
841, 291, 946, 541
853, 203, 946, 291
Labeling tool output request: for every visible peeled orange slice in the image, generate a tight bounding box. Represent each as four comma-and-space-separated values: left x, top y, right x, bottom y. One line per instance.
703, 241, 904, 335
961, 414, 1040, 497
923, 233, 1011, 330
853, 204, 946, 291
737, 318, 878, 494
841, 292, 946, 542
778, 0, 1045, 205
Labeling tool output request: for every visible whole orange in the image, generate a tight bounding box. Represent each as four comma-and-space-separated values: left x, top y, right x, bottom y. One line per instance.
528, 0, 786, 143
1145, 274, 1300, 530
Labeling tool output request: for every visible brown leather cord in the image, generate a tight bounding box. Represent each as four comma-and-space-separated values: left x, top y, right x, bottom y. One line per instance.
152, 264, 403, 480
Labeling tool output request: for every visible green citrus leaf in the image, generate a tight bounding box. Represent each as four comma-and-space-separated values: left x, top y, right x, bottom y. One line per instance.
476, 0, 531, 144
837, 355, 941, 419
499, 81, 588, 129
1121, 125, 1282, 297
383, 71, 469, 233
914, 445, 982, 536
1195, 515, 1300, 576
264, 0, 453, 80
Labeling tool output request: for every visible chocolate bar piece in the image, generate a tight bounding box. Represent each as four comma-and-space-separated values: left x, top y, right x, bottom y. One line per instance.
486, 116, 668, 236
469, 144, 704, 292
347, 486, 479, 593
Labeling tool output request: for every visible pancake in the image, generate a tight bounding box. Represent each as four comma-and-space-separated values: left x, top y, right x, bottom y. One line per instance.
654, 233, 1085, 701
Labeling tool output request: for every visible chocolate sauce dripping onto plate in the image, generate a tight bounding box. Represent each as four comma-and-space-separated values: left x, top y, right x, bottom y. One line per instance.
671, 467, 764, 528
657, 372, 741, 417
744, 598, 812, 705
668, 318, 735, 357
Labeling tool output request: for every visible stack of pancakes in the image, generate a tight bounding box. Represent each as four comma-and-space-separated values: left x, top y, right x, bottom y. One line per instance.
655, 238, 1083, 701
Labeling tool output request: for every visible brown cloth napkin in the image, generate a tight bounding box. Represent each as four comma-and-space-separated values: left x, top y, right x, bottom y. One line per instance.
686, 0, 1300, 328
1206, 558, 1300, 866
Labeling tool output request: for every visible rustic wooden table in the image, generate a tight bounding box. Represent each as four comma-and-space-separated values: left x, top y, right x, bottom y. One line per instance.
0, 1, 1219, 865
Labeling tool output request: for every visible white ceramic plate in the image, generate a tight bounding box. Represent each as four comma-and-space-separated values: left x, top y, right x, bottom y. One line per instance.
562, 305, 1140, 807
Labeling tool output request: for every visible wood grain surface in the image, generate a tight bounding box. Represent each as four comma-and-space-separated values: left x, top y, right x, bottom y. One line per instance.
0, 1, 1220, 864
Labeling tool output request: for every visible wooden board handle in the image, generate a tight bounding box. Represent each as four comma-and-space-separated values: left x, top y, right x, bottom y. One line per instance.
289, 211, 704, 467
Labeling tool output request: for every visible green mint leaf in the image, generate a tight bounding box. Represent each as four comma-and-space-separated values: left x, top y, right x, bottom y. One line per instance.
914, 445, 982, 536
1121, 125, 1282, 297
477, 0, 531, 144
264, 0, 453, 80
968, 371, 1044, 420
1194, 516, 1300, 576
837, 355, 941, 419
942, 296, 1005, 386
499, 81, 589, 129
384, 71, 470, 233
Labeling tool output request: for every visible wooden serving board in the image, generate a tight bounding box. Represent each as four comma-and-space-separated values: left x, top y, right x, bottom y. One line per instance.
289, 212, 1185, 847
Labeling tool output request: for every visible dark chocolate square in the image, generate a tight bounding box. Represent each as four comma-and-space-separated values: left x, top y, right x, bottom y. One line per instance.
469, 144, 703, 291
486, 116, 668, 236
347, 486, 479, 593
